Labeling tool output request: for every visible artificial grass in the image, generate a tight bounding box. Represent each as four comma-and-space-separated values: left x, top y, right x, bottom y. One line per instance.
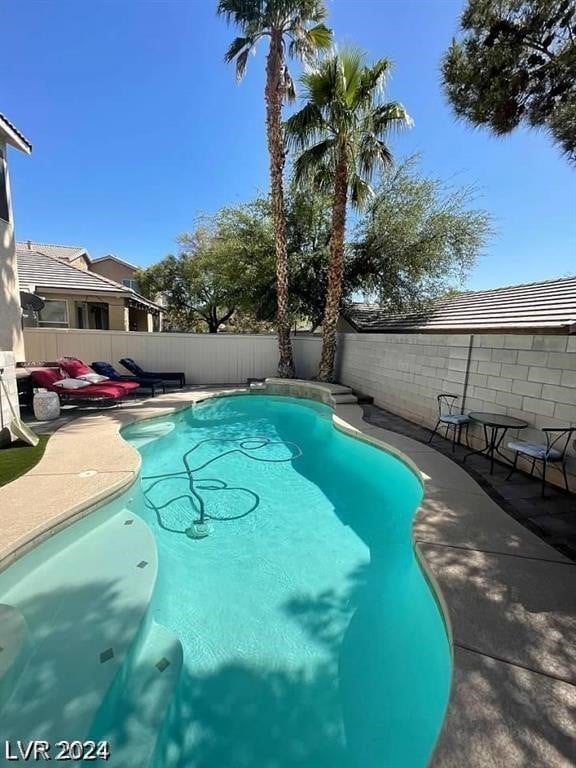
0, 435, 50, 487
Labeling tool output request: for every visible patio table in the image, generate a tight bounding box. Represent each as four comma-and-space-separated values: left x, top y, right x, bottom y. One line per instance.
463, 412, 529, 475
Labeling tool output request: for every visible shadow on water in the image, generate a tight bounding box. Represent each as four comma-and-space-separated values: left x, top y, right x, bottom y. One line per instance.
152, 662, 350, 768
0, 581, 144, 743
271, 399, 452, 767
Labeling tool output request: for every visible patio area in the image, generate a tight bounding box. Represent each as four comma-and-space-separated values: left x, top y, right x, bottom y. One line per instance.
362, 403, 576, 562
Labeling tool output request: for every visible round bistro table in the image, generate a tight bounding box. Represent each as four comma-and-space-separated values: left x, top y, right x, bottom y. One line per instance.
463, 412, 529, 475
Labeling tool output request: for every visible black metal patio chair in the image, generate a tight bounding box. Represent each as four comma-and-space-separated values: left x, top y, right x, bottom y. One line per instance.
506, 427, 576, 497
428, 393, 470, 453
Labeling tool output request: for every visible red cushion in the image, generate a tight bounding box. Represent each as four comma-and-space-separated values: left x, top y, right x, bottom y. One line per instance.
71, 383, 131, 399
113, 381, 140, 393
30, 369, 138, 399
30, 369, 63, 389
58, 357, 92, 378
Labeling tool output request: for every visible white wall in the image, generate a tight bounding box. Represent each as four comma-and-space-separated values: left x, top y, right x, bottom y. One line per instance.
0, 351, 19, 445
336, 331, 576, 487
0, 141, 24, 360
22, 328, 322, 384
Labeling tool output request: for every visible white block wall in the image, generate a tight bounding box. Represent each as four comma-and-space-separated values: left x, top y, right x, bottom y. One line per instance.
0, 351, 19, 445
336, 332, 576, 488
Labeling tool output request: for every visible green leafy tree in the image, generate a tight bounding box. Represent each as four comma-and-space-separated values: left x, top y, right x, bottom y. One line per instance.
136, 202, 276, 333
442, 0, 576, 164
286, 48, 411, 381
285, 182, 332, 330
218, 0, 332, 376
350, 156, 493, 307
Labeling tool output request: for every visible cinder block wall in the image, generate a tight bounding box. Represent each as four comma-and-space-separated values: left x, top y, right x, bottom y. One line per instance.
0, 351, 19, 445
336, 332, 576, 488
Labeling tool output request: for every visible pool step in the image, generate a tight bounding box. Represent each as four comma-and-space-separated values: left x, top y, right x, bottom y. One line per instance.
331, 393, 359, 405
351, 389, 374, 405
0, 499, 158, 743
90, 619, 183, 768
124, 420, 176, 449
0, 604, 31, 713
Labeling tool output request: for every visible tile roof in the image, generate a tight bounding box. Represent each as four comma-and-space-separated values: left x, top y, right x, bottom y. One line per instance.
16, 248, 163, 312
343, 276, 576, 334
16, 241, 89, 263
91, 254, 137, 270
0, 113, 32, 153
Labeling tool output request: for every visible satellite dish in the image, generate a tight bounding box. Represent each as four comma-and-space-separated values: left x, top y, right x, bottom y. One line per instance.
20, 291, 45, 312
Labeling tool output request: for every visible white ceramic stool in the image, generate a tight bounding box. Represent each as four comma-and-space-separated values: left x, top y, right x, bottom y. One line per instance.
33, 390, 61, 421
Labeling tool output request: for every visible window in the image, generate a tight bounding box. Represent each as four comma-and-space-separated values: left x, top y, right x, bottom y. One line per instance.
122, 278, 139, 292
0, 148, 10, 223
89, 302, 109, 330
37, 300, 69, 327
76, 302, 87, 329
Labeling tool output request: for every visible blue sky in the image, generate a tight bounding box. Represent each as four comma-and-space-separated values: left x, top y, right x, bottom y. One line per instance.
3, 0, 575, 290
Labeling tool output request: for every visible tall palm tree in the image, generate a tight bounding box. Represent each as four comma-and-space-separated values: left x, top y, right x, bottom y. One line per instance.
286, 49, 411, 381
217, 0, 331, 378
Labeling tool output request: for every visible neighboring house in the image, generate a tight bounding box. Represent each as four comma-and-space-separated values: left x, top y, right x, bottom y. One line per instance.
340, 276, 576, 335
18, 240, 91, 270
90, 254, 139, 291
17, 247, 163, 332
0, 114, 32, 359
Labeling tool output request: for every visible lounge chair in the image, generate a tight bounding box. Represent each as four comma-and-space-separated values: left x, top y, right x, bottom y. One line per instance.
91, 361, 166, 397
119, 357, 185, 388
30, 368, 139, 403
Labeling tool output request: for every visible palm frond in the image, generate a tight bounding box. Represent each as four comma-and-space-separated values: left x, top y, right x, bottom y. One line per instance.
309, 161, 334, 193
293, 138, 336, 186
305, 22, 332, 50
217, 0, 265, 27
274, 0, 328, 27
349, 174, 374, 209
283, 67, 296, 102
301, 55, 340, 107
285, 102, 327, 148
235, 48, 251, 81
357, 132, 394, 179
338, 48, 365, 105
370, 101, 413, 135
224, 36, 251, 63
288, 22, 332, 61
354, 58, 392, 106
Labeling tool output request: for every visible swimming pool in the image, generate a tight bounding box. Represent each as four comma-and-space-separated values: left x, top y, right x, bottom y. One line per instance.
0, 394, 451, 767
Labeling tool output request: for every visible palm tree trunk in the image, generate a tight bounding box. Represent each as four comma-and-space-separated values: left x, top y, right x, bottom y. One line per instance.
265, 30, 295, 378
318, 147, 348, 382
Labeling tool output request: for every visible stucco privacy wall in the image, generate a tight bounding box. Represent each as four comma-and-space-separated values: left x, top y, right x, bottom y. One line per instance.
0, 151, 24, 361
0, 351, 19, 445
22, 328, 322, 383
336, 332, 576, 487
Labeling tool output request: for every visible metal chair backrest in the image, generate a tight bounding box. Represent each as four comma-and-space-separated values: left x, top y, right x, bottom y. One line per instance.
437, 393, 460, 418
542, 427, 576, 460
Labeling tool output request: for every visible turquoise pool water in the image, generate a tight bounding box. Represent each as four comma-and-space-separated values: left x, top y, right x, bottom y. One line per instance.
122, 394, 452, 767
0, 394, 451, 768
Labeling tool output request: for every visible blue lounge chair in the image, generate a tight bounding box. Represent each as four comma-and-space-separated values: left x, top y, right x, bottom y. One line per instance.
91, 361, 166, 397
119, 357, 186, 388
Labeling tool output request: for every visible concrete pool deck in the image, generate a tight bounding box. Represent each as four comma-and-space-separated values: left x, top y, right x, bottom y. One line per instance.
0, 382, 575, 766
